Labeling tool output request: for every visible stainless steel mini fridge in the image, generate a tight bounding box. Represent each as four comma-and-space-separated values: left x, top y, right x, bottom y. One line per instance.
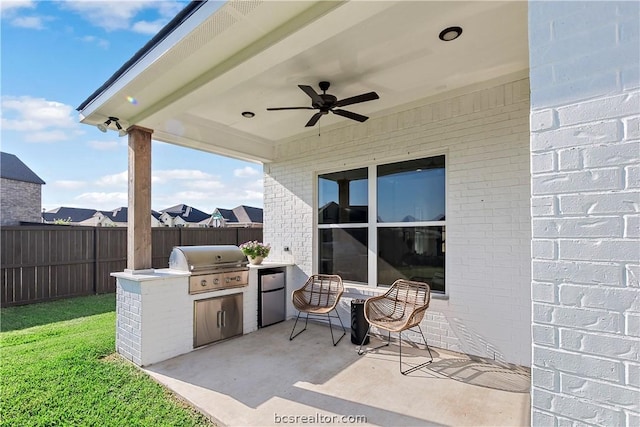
259, 269, 286, 327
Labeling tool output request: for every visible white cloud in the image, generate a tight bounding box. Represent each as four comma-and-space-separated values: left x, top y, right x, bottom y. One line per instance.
95, 169, 223, 189
24, 130, 72, 143
245, 178, 264, 190
80, 35, 109, 49
1, 96, 80, 142
96, 171, 128, 187
234, 166, 260, 178
87, 139, 123, 151
242, 190, 264, 200
11, 15, 46, 29
185, 180, 225, 191
1, 1, 54, 30
74, 192, 128, 209
60, 0, 185, 33
52, 180, 87, 190
0, 0, 34, 13
153, 169, 217, 184
131, 19, 165, 35
173, 191, 216, 201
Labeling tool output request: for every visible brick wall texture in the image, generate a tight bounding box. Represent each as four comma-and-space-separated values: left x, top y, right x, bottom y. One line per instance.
264, 73, 533, 366
529, 2, 640, 425
0, 178, 42, 225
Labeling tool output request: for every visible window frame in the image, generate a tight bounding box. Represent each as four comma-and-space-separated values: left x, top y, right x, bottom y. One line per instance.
315, 153, 447, 292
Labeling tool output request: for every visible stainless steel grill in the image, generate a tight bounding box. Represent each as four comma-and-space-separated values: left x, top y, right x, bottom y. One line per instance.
169, 245, 249, 294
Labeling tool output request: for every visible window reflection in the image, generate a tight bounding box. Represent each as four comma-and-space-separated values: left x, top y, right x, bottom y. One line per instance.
318, 168, 368, 224
378, 226, 445, 293
319, 228, 368, 283
377, 156, 445, 222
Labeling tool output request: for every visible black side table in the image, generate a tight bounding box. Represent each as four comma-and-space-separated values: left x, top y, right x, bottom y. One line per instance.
350, 299, 370, 345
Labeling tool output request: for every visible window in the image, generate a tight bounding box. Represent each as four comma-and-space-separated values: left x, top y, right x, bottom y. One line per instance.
318, 155, 446, 292
318, 168, 368, 282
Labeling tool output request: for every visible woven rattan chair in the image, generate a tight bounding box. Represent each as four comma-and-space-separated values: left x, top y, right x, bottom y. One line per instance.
357, 279, 433, 374
289, 274, 346, 346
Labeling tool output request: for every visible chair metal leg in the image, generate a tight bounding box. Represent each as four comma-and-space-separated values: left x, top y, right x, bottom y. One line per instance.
289, 311, 309, 341
399, 325, 433, 375
291, 310, 345, 346
357, 327, 391, 355
328, 308, 346, 346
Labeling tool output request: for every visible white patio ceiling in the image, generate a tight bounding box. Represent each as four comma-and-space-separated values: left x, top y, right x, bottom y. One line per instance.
78, 0, 529, 163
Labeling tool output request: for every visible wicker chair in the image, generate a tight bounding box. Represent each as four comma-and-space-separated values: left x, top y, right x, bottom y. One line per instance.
289, 274, 346, 346
357, 279, 433, 374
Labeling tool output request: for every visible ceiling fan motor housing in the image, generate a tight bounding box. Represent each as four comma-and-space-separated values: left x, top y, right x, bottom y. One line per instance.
315, 94, 337, 110
266, 80, 379, 126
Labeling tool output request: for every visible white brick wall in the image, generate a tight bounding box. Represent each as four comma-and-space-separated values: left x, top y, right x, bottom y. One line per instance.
264, 73, 532, 366
529, 1, 640, 425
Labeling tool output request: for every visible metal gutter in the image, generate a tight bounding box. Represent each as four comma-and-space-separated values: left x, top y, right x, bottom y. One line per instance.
76, 0, 208, 111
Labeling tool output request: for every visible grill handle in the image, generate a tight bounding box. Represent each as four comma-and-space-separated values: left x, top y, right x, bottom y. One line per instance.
189, 261, 248, 272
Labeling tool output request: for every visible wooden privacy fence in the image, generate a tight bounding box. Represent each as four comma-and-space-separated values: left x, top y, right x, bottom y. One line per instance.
1, 226, 263, 307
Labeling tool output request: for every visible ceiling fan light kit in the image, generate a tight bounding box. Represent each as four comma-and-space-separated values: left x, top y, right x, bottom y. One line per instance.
97, 116, 127, 136
267, 81, 379, 127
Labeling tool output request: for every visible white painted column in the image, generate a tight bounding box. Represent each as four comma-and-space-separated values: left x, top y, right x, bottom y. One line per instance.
529, 1, 640, 425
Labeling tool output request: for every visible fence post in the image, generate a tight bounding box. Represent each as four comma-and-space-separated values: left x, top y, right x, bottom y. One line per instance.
93, 227, 98, 294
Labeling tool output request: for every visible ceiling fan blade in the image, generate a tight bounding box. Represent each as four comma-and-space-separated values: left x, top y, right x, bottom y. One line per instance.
305, 112, 324, 127
332, 109, 369, 122
298, 85, 324, 106
334, 91, 379, 108
266, 107, 315, 111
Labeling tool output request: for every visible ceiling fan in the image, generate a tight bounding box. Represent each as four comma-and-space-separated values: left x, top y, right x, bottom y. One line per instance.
267, 81, 379, 127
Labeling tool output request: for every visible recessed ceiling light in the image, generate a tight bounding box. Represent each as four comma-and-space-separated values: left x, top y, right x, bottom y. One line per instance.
242, 111, 255, 118
439, 26, 463, 42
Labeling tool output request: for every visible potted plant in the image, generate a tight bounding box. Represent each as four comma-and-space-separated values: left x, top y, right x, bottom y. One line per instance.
239, 241, 271, 265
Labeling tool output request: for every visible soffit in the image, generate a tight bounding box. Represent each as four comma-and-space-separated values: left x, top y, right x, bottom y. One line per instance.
79, 1, 529, 162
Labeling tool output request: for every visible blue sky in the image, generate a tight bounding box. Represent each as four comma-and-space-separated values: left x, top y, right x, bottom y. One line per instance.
1, 0, 263, 213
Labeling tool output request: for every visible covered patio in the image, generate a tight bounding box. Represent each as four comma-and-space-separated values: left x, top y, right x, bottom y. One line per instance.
145, 320, 531, 427
77, 0, 640, 425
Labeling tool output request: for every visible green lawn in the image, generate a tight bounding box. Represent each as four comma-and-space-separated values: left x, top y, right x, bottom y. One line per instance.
0, 294, 213, 426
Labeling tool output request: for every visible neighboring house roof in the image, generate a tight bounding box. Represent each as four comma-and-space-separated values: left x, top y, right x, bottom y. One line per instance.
213, 206, 263, 224
102, 207, 163, 223
43, 207, 97, 223
233, 205, 263, 223
0, 152, 45, 185
103, 207, 128, 223
215, 208, 238, 223
161, 204, 210, 223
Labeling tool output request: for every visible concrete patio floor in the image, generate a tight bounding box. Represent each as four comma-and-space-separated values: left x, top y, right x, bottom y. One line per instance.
144, 320, 531, 427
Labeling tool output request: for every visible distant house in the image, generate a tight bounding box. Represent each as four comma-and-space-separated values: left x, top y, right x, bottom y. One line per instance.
42, 207, 114, 227
43, 206, 162, 227
102, 207, 164, 227
210, 205, 263, 228
0, 152, 46, 226
159, 204, 211, 227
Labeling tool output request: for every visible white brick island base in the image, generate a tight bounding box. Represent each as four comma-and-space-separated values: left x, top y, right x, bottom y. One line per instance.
113, 269, 258, 367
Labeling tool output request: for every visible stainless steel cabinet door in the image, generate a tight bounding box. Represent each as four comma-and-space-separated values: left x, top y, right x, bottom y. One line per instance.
194, 293, 243, 347
219, 293, 243, 340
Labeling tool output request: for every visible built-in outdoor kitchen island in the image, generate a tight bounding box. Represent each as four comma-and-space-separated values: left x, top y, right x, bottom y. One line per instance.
113, 245, 292, 367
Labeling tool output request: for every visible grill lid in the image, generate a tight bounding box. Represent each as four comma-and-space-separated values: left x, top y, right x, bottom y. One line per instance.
169, 245, 248, 273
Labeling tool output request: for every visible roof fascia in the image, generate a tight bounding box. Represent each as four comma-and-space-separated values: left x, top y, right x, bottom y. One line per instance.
77, 0, 217, 117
